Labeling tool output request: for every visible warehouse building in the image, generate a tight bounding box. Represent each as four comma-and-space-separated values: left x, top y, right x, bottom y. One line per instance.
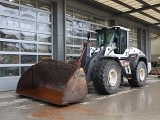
0, 0, 160, 91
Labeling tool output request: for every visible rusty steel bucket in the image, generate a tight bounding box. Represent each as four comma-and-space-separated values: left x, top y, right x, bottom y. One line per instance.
16, 59, 87, 105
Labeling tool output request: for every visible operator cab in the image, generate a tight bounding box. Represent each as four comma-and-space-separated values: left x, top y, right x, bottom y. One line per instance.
96, 26, 129, 54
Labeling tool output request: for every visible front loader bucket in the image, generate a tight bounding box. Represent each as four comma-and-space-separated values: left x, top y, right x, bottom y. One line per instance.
16, 60, 87, 105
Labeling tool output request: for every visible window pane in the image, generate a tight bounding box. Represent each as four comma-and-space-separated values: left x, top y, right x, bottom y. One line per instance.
73, 29, 82, 37
97, 26, 103, 29
21, 43, 37, 52
83, 14, 90, 21
91, 24, 102, 30
38, 34, 51, 42
0, 54, 19, 64
0, 67, 19, 77
66, 37, 73, 44
74, 38, 82, 45
83, 22, 90, 30
37, 12, 51, 22
91, 32, 97, 39
20, 7, 36, 19
0, 29, 20, 40
133, 41, 137, 45
20, 20, 36, 30
38, 55, 51, 62
4, 0, 19, 3
91, 40, 97, 47
73, 11, 82, 19
37, 23, 51, 32
38, 45, 51, 53
130, 33, 137, 38
66, 18, 73, 28
83, 31, 88, 38
66, 46, 73, 54
0, 68, 4, 77
20, 0, 36, 8
0, 3, 19, 16
73, 21, 83, 28
66, 9, 73, 17
91, 24, 98, 30
21, 55, 36, 64
74, 47, 81, 54
91, 16, 98, 23
0, 41, 19, 52
21, 32, 36, 41
98, 18, 106, 25
1, 16, 19, 28
21, 66, 30, 75
66, 28, 73, 36
66, 56, 78, 62
38, 1, 51, 11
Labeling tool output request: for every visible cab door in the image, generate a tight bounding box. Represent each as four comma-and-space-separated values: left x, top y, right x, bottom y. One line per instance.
113, 30, 127, 55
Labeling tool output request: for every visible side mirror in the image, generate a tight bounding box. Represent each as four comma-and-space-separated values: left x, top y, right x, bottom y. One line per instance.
87, 32, 90, 40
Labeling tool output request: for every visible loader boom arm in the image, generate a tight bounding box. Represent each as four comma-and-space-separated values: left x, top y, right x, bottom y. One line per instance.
72, 42, 88, 67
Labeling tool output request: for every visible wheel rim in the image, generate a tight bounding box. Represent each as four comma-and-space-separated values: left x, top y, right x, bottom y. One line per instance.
108, 69, 117, 86
140, 68, 145, 81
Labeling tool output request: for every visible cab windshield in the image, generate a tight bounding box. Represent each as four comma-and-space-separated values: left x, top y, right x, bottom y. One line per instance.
97, 29, 116, 47
96, 27, 128, 54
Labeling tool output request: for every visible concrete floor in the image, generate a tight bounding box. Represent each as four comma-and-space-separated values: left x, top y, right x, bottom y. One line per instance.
0, 75, 160, 120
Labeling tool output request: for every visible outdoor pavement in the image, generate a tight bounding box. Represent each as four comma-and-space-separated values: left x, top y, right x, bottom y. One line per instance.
0, 75, 160, 120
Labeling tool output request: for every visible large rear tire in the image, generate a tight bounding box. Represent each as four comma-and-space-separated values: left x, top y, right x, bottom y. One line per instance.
128, 61, 147, 87
92, 59, 121, 94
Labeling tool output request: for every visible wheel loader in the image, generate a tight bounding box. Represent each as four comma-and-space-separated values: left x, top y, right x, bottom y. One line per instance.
16, 26, 151, 105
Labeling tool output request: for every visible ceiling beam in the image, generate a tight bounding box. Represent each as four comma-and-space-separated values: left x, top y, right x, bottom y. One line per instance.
90, 0, 160, 29
111, 0, 134, 9
139, 11, 160, 23
119, 3, 160, 15
149, 22, 160, 26
136, 0, 160, 14
113, 0, 160, 23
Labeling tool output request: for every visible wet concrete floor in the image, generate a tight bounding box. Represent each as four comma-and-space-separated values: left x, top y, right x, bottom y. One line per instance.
0, 75, 160, 120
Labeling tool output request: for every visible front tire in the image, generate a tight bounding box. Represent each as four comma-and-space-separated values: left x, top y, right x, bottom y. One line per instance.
92, 59, 121, 94
128, 61, 147, 87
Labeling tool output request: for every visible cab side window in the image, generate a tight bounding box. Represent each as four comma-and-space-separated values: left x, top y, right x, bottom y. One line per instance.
120, 30, 127, 54
98, 32, 105, 47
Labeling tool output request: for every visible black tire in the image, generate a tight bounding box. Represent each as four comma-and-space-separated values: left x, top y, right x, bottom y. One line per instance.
128, 61, 147, 87
91, 59, 121, 94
